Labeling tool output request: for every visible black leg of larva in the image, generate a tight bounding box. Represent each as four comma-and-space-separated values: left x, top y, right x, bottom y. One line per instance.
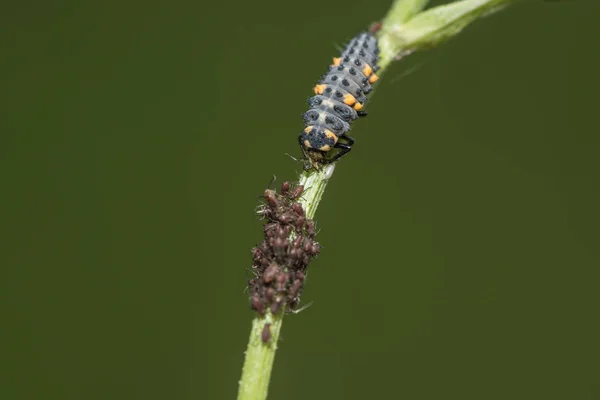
320, 142, 352, 164
357, 111, 368, 118
343, 134, 356, 146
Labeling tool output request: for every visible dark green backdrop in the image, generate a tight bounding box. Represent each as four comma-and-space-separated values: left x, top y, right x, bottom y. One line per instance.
2, 1, 599, 399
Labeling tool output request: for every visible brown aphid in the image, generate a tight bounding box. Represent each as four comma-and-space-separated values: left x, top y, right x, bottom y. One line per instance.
250, 294, 265, 316
260, 254, 271, 267
275, 226, 287, 239
272, 237, 288, 251
369, 21, 382, 34
264, 222, 278, 233
289, 185, 304, 199
264, 227, 277, 239
289, 279, 303, 299
302, 240, 312, 253
282, 225, 292, 236
278, 212, 295, 224
292, 202, 304, 216
259, 241, 270, 254
263, 263, 279, 283
292, 236, 303, 248
288, 247, 302, 261
251, 247, 263, 263
305, 220, 316, 237
280, 181, 291, 195
270, 299, 281, 314
265, 287, 276, 302
276, 271, 288, 282
260, 209, 274, 220
308, 241, 320, 256
276, 272, 289, 292
261, 323, 272, 343
295, 215, 306, 232
264, 189, 279, 208
287, 298, 299, 311
301, 254, 312, 265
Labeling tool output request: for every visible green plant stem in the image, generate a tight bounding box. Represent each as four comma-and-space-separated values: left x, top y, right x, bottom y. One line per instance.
237, 313, 283, 400
238, 1, 517, 399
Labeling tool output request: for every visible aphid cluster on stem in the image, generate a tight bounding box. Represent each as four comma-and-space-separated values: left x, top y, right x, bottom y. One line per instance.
249, 181, 320, 327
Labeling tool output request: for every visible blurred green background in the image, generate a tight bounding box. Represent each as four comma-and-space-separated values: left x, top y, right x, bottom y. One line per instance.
2, 0, 599, 399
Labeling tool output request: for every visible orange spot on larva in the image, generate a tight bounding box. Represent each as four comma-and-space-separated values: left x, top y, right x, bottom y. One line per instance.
343, 94, 356, 107
314, 84, 326, 95
324, 129, 338, 143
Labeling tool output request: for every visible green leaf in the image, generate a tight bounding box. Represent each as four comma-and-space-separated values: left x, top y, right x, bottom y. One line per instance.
378, 0, 518, 68
381, 0, 431, 25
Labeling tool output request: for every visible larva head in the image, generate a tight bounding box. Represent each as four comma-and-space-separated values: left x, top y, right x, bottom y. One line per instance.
299, 126, 338, 152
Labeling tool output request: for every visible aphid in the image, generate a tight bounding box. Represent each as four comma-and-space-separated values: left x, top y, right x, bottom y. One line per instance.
282, 225, 292, 236
292, 202, 304, 216
288, 247, 302, 261
307, 241, 320, 256
305, 220, 316, 237
288, 279, 303, 300
292, 236, 303, 249
261, 323, 272, 343
263, 189, 279, 208
294, 215, 306, 233
369, 21, 382, 34
302, 240, 313, 253
263, 263, 278, 283
251, 247, 263, 263
250, 294, 265, 316
263, 222, 278, 237
272, 237, 288, 251
277, 212, 295, 224
289, 184, 304, 200
270, 299, 281, 314
300, 32, 380, 167
265, 287, 276, 302
276, 272, 289, 292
